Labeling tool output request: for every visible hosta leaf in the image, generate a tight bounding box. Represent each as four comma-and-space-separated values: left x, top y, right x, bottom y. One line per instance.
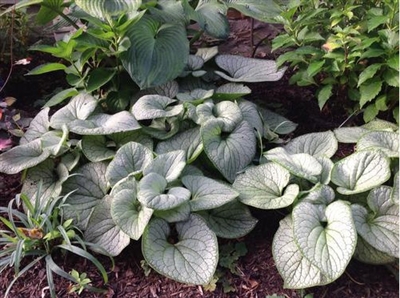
331, 150, 391, 195
182, 175, 238, 211
284, 131, 338, 158
233, 163, 299, 209
224, 0, 282, 22
84, 195, 130, 256
272, 216, 328, 289
201, 119, 256, 182
258, 107, 297, 135
0, 139, 51, 174
35, 0, 64, 24
81, 135, 115, 162
21, 159, 69, 204
111, 188, 153, 240
194, 0, 229, 39
356, 131, 399, 157
132, 95, 183, 120
62, 162, 109, 229
214, 83, 251, 100
143, 150, 186, 182
353, 236, 396, 265
154, 202, 191, 223
138, 173, 190, 210
75, 0, 141, 18
20, 108, 50, 145
215, 55, 286, 82
198, 200, 258, 238
121, 16, 189, 89
351, 186, 399, 257
292, 201, 357, 280
106, 142, 153, 187
155, 127, 203, 163
264, 147, 322, 183
142, 215, 218, 285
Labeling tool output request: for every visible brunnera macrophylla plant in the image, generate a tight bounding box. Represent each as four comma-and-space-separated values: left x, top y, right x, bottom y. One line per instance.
232, 120, 399, 289
0, 48, 294, 285
271, 0, 399, 123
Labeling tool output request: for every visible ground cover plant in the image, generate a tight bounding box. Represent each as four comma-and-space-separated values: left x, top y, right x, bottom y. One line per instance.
0, 0, 398, 297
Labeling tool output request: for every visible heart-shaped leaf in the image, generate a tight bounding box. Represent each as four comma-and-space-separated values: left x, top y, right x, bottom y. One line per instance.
197, 101, 243, 131
84, 195, 131, 256
154, 202, 191, 223
20, 108, 50, 145
138, 173, 191, 210
81, 135, 115, 162
352, 186, 399, 257
132, 95, 183, 120
215, 55, 286, 82
331, 150, 391, 195
106, 142, 153, 186
142, 214, 218, 285
198, 200, 258, 238
201, 119, 256, 182
284, 131, 338, 158
194, 0, 229, 39
111, 188, 153, 240
272, 216, 328, 289
121, 16, 189, 89
356, 131, 399, 157
143, 150, 186, 183
233, 163, 299, 209
292, 201, 357, 280
182, 175, 239, 211
238, 100, 264, 135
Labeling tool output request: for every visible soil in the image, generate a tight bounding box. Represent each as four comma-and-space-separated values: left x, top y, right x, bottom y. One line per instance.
0, 16, 398, 298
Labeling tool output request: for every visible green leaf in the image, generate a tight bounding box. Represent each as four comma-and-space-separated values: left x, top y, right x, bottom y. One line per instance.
307, 60, 325, 78
272, 216, 328, 289
20, 108, 50, 145
198, 200, 258, 238
143, 150, 186, 183
387, 55, 399, 71
264, 147, 322, 183
359, 79, 383, 108
84, 195, 130, 256
86, 68, 116, 93
0, 139, 51, 174
121, 16, 189, 89
194, 0, 229, 39
352, 186, 399, 257
284, 131, 338, 158
182, 175, 238, 211
27, 63, 66, 75
292, 201, 357, 281
138, 173, 190, 210
111, 186, 153, 240
35, 0, 64, 24
331, 150, 391, 195
75, 0, 141, 18
142, 215, 218, 285
357, 131, 399, 157
106, 141, 153, 186
44, 88, 79, 108
215, 55, 286, 82
358, 64, 382, 87
201, 119, 256, 182
81, 135, 115, 162
62, 162, 109, 229
224, 0, 282, 22
233, 163, 299, 209
363, 104, 379, 123
156, 127, 203, 163
317, 84, 333, 110
367, 15, 389, 32
132, 95, 183, 120
382, 68, 399, 87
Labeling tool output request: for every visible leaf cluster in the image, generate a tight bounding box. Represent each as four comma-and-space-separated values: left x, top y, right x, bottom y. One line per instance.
272, 0, 399, 123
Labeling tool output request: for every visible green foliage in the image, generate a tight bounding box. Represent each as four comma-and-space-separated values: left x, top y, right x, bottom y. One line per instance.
233, 121, 399, 289
272, 0, 399, 123
0, 186, 110, 298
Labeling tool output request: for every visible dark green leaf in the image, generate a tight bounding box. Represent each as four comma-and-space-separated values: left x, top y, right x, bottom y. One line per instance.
86, 68, 116, 93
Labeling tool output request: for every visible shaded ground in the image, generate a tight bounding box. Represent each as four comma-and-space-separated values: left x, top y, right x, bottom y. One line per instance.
0, 16, 398, 298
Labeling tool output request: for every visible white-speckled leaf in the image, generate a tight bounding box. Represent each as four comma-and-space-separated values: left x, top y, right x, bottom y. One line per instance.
233, 163, 299, 209
84, 195, 131, 256
284, 131, 338, 158
356, 131, 399, 157
215, 55, 286, 82
106, 142, 153, 186
292, 201, 357, 280
143, 150, 186, 182
331, 150, 391, 195
351, 186, 399, 257
272, 216, 328, 289
182, 175, 238, 211
142, 214, 218, 285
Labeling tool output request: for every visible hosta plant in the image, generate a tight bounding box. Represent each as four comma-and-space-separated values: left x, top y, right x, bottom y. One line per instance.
233, 120, 399, 288
0, 47, 294, 285
0, 187, 110, 298
272, 0, 399, 123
